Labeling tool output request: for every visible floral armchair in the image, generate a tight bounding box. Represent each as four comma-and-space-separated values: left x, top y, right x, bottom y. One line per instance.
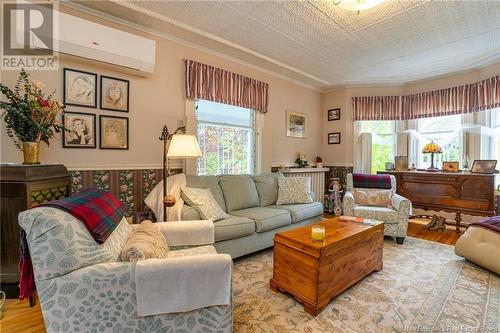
19, 207, 232, 333
343, 173, 411, 244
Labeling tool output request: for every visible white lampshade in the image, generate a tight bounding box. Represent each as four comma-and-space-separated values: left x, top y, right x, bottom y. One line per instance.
167, 134, 202, 159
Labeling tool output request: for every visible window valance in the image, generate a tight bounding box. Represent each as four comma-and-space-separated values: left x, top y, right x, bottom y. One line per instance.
184, 59, 269, 113
352, 96, 402, 121
353, 75, 500, 121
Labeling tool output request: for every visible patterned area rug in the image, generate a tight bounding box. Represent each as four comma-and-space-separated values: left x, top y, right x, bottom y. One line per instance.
232, 237, 499, 333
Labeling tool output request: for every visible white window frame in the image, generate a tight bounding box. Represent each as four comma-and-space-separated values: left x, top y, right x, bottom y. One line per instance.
357, 120, 397, 173
184, 99, 262, 175
416, 114, 463, 169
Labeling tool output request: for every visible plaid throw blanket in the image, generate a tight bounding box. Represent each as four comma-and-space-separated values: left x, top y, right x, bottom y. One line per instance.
19, 189, 124, 300
352, 173, 392, 189
469, 216, 500, 234
38, 188, 125, 243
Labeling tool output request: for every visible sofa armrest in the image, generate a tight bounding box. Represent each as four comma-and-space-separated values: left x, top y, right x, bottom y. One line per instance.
136, 254, 232, 315
36, 262, 137, 331
391, 194, 412, 217
156, 220, 215, 246
343, 191, 355, 216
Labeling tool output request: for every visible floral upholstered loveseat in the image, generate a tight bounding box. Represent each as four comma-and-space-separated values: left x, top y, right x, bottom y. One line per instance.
343, 173, 411, 244
19, 207, 232, 333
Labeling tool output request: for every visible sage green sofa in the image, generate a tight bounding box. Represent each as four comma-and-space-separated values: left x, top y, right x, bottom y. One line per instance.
181, 174, 323, 258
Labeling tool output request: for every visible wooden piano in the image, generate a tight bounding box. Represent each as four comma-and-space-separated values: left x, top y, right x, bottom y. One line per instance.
377, 171, 495, 232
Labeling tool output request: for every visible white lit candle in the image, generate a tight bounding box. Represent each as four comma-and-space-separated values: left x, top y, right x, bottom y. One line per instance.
311, 225, 325, 242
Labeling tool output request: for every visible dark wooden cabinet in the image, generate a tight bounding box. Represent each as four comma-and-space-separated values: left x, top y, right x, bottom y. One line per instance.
0, 164, 70, 298
378, 171, 495, 232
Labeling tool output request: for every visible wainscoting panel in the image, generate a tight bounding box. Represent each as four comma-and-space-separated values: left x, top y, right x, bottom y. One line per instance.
69, 169, 168, 221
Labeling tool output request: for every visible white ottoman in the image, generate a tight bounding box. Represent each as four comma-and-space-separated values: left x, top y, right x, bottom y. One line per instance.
455, 225, 500, 275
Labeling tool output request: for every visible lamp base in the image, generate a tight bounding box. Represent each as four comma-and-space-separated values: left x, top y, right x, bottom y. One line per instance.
164, 195, 176, 207
426, 167, 440, 172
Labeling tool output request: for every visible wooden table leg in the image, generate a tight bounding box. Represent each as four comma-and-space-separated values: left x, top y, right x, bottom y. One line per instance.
29, 294, 36, 307
455, 212, 462, 234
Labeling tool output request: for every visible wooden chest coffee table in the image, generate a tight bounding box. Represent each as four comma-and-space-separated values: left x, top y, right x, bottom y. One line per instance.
269, 217, 384, 316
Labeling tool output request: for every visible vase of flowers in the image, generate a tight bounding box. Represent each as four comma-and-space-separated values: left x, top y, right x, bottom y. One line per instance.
0, 69, 65, 164
295, 153, 309, 168
315, 156, 323, 168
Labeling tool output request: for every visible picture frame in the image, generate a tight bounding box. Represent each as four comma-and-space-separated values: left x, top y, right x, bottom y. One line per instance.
328, 108, 341, 121
470, 159, 497, 174
286, 110, 307, 138
62, 112, 96, 148
63, 68, 97, 108
100, 75, 130, 112
328, 132, 341, 144
99, 115, 129, 150
442, 161, 460, 172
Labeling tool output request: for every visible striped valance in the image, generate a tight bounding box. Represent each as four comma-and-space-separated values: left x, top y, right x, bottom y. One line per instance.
353, 75, 500, 121
352, 96, 401, 121
184, 59, 269, 113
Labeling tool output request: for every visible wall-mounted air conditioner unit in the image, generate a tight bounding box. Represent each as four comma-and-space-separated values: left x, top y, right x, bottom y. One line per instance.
27, 8, 156, 76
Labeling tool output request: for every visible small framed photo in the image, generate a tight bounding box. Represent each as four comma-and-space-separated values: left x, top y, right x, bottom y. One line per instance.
328, 108, 341, 121
443, 161, 460, 172
100, 76, 129, 112
286, 110, 307, 138
62, 112, 96, 148
99, 115, 129, 150
470, 160, 497, 174
63, 68, 97, 108
328, 132, 341, 145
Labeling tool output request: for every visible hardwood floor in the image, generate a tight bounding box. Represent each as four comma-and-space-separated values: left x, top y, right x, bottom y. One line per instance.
407, 218, 463, 245
1, 299, 45, 333
0, 219, 463, 333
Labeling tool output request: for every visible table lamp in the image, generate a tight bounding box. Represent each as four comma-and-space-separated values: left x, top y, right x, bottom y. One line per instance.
422, 141, 442, 172
159, 126, 202, 219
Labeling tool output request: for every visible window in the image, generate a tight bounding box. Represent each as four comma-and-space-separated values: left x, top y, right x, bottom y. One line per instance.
491, 109, 500, 161
195, 100, 255, 175
417, 115, 461, 169
359, 121, 396, 173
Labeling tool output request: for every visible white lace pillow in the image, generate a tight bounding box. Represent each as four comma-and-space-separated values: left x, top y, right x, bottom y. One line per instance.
276, 177, 313, 205
181, 187, 229, 221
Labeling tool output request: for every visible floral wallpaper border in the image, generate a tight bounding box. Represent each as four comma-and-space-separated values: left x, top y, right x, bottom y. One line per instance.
69, 168, 181, 222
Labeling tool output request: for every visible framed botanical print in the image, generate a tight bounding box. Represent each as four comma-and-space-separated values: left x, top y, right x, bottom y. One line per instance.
328, 108, 341, 121
100, 76, 129, 112
63, 68, 97, 108
62, 112, 96, 148
328, 132, 341, 144
286, 110, 307, 138
99, 115, 129, 149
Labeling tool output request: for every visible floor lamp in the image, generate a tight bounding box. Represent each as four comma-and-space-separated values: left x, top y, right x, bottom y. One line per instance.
159, 125, 202, 220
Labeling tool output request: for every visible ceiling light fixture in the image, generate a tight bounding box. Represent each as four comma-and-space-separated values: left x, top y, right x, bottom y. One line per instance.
333, 0, 386, 14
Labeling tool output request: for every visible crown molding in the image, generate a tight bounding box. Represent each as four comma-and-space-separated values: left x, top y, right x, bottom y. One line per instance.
323, 55, 500, 93
58, 1, 324, 92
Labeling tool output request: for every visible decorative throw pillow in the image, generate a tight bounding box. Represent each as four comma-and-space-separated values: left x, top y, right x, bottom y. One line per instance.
181, 187, 229, 221
353, 189, 393, 207
276, 177, 313, 205
121, 220, 169, 262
